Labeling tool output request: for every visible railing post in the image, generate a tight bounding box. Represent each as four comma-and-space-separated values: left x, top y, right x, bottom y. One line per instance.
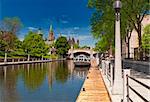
105, 61, 107, 76
101, 60, 104, 74
4, 52, 7, 63
105, 60, 110, 77
123, 69, 130, 102
42, 55, 43, 61
27, 54, 30, 61
12, 59, 14, 62
110, 64, 113, 87
18, 58, 20, 62
104, 61, 106, 75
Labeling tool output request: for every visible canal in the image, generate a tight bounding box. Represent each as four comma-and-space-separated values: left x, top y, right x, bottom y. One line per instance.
0, 60, 89, 102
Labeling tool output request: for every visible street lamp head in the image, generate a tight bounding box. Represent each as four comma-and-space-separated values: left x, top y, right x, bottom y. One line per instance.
113, 0, 122, 13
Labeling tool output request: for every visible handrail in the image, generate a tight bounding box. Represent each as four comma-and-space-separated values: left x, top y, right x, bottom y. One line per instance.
126, 75, 150, 102
129, 85, 149, 102
128, 76, 150, 90
128, 97, 133, 102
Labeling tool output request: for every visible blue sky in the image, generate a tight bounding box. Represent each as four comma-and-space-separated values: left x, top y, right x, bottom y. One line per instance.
0, 0, 96, 47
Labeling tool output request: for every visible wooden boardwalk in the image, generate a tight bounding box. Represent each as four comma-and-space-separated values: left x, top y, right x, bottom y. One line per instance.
76, 59, 111, 102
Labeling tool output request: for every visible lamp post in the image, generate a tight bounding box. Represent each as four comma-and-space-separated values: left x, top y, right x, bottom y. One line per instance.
112, 0, 123, 95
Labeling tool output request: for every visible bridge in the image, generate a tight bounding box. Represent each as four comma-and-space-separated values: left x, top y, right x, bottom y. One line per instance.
68, 47, 100, 65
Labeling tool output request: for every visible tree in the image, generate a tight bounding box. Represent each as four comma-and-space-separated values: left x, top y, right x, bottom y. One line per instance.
0, 31, 16, 51
124, 25, 134, 58
81, 45, 90, 49
0, 39, 7, 51
73, 43, 79, 49
0, 17, 23, 34
54, 36, 70, 57
142, 24, 150, 55
121, 0, 149, 59
88, 0, 149, 59
88, 0, 115, 53
0, 17, 23, 52
23, 31, 49, 57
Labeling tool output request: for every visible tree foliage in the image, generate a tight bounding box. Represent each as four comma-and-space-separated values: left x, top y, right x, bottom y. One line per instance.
0, 17, 23, 52
54, 36, 70, 57
142, 24, 150, 53
23, 31, 49, 57
0, 17, 23, 34
88, 0, 150, 55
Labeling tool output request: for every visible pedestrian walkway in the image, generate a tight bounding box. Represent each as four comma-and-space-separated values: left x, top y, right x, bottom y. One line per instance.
76, 59, 111, 102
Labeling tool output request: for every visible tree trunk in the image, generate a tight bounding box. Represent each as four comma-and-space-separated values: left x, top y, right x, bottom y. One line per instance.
127, 39, 130, 59
137, 23, 143, 60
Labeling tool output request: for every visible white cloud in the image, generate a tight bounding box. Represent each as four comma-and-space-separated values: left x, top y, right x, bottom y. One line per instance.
28, 27, 38, 31
73, 27, 80, 30
61, 20, 69, 24
77, 35, 92, 40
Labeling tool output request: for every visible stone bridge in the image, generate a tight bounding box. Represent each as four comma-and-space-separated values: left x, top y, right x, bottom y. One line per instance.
68, 47, 99, 65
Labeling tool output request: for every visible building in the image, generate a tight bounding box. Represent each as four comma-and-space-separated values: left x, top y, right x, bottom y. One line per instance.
68, 36, 79, 46
45, 24, 56, 55
122, 15, 150, 59
46, 25, 55, 45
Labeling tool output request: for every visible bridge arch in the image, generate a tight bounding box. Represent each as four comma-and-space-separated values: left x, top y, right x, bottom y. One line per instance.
68, 48, 100, 65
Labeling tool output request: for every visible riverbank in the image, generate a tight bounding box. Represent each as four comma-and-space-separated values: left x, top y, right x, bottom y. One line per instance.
0, 58, 66, 66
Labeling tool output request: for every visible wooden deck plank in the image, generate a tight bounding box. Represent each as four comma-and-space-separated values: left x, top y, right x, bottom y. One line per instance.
76, 59, 111, 102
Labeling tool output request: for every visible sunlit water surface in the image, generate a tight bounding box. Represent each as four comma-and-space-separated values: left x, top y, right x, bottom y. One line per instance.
0, 60, 89, 102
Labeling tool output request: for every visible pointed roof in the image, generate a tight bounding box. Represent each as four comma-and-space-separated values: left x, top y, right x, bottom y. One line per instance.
49, 24, 53, 33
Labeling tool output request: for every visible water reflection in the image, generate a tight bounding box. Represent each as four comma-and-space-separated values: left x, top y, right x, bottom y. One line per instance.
0, 60, 89, 102
22, 64, 47, 92
0, 66, 20, 102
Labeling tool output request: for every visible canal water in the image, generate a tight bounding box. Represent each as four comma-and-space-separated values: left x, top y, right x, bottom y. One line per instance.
0, 60, 89, 102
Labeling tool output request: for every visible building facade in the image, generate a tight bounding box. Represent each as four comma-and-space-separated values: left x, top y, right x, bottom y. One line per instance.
122, 15, 150, 59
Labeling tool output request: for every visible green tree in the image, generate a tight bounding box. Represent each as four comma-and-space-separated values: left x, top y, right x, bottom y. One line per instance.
73, 43, 79, 49
54, 36, 70, 57
142, 24, 150, 54
88, 0, 115, 53
88, 0, 149, 58
1, 17, 23, 34
23, 31, 49, 57
81, 45, 90, 49
0, 31, 16, 51
0, 17, 23, 52
0, 38, 7, 51
122, 0, 149, 59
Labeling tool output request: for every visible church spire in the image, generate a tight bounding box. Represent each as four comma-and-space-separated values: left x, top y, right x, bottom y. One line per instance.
49, 24, 53, 33
48, 24, 55, 42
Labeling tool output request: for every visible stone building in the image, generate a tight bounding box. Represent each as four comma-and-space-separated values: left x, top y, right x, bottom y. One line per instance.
122, 15, 150, 59
45, 25, 56, 55
46, 25, 55, 45
68, 36, 79, 46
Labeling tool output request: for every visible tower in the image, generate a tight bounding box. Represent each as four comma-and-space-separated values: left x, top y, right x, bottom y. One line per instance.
48, 24, 55, 44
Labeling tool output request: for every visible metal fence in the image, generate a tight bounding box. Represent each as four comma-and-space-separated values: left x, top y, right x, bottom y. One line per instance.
126, 75, 150, 102
101, 60, 150, 102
